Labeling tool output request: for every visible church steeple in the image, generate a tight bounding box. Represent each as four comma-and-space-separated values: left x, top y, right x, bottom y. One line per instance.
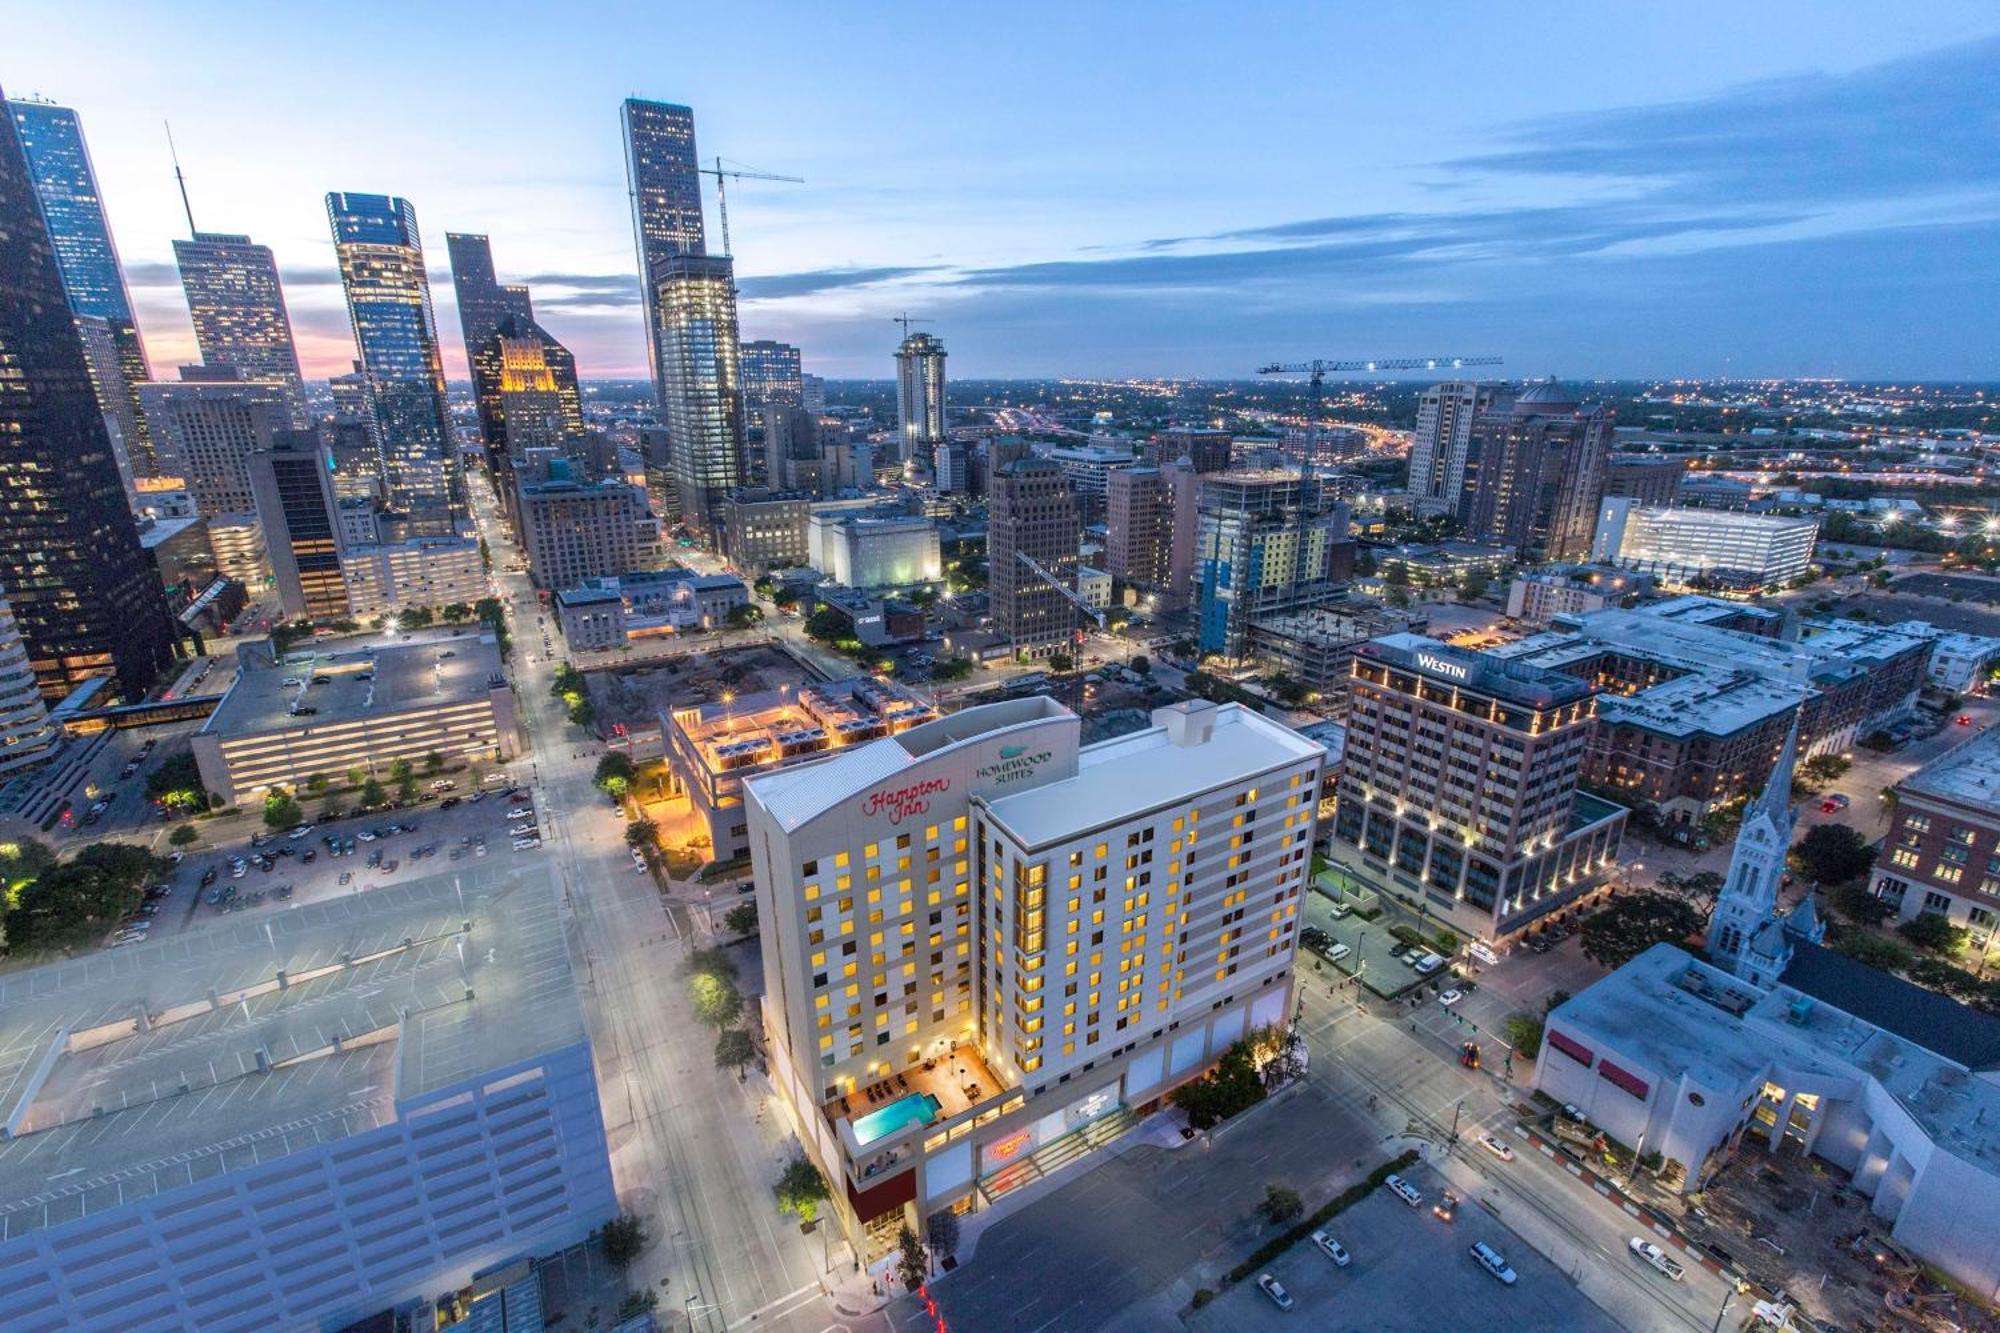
1744, 705, 1802, 833
1706, 702, 1806, 988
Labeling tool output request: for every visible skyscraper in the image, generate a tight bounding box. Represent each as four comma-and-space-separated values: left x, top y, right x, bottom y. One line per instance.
895, 330, 946, 471
248, 429, 349, 622
988, 458, 1080, 657
474, 315, 585, 524
8, 98, 153, 465
447, 230, 539, 457
0, 86, 178, 699
622, 98, 706, 407
1458, 378, 1612, 562
1407, 381, 1499, 517
172, 231, 305, 416
739, 339, 803, 411
652, 253, 747, 532
1196, 471, 1350, 659
326, 192, 456, 518
139, 369, 295, 516
1106, 464, 1171, 593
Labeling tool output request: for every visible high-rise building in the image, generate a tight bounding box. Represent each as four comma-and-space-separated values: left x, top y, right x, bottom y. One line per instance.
1407, 381, 1500, 517
0, 591, 57, 777
1106, 465, 1171, 593
1602, 456, 1687, 507
1155, 427, 1233, 475
989, 458, 1081, 657
248, 428, 349, 622
326, 192, 456, 517
743, 695, 1322, 1258
172, 231, 305, 416
652, 253, 748, 531
741, 339, 804, 411
762, 404, 822, 493
0, 89, 178, 700
516, 472, 661, 589
7, 98, 153, 468
471, 314, 584, 521
895, 330, 947, 472
1458, 379, 1611, 562
1195, 471, 1350, 659
1163, 457, 1202, 609
1332, 634, 1627, 942
933, 440, 970, 495
800, 371, 826, 415
622, 97, 706, 412
448, 231, 541, 459
73, 312, 147, 484
140, 369, 295, 516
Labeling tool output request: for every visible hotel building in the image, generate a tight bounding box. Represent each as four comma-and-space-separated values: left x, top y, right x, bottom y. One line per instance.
1331, 634, 1627, 942
745, 697, 1322, 1261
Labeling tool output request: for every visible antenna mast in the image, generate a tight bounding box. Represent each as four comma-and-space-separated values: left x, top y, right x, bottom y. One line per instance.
164, 121, 197, 237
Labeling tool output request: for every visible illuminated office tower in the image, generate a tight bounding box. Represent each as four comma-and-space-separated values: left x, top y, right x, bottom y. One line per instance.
73, 313, 147, 484
621, 98, 706, 408
326, 192, 457, 517
140, 369, 296, 516
8, 97, 153, 465
989, 458, 1081, 657
0, 592, 57, 776
248, 429, 350, 622
446, 231, 536, 448
895, 330, 946, 472
653, 253, 747, 532
741, 339, 804, 411
172, 230, 305, 419
0, 84, 179, 699
800, 372, 826, 416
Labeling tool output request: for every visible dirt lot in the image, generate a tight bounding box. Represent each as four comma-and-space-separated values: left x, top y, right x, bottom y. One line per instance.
584, 643, 819, 732
1688, 1143, 1999, 1333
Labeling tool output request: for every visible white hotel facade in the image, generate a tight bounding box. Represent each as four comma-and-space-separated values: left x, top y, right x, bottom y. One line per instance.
745, 697, 1323, 1260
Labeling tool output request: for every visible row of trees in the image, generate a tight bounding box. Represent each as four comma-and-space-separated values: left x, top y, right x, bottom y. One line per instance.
2, 841, 167, 953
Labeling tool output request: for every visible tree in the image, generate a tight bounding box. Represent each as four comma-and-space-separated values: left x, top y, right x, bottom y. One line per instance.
1130, 654, 1151, 676
1678, 871, 1724, 914
691, 971, 742, 1029
1793, 822, 1876, 887
1579, 892, 1703, 970
1458, 570, 1491, 602
346, 766, 366, 788
4, 844, 163, 952
724, 902, 758, 937
304, 773, 330, 797
145, 752, 209, 814
263, 789, 304, 831
1793, 753, 1851, 796
169, 823, 199, 848
390, 757, 414, 783
397, 605, 434, 630
895, 1223, 928, 1290
1898, 911, 1968, 956
423, 750, 444, 775
441, 601, 472, 623
1503, 1012, 1545, 1060
625, 818, 659, 850
727, 603, 763, 629
595, 753, 636, 797
358, 777, 386, 809
1049, 652, 1075, 674
926, 1209, 961, 1266
774, 1155, 829, 1225
1382, 562, 1410, 588
1169, 1038, 1265, 1130
714, 1028, 756, 1077
599, 1212, 647, 1268
396, 773, 419, 806
1830, 881, 1895, 926
1259, 1184, 1304, 1226
803, 607, 847, 644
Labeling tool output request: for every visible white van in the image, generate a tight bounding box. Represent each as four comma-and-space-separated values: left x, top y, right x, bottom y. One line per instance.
1325, 943, 1352, 963
1413, 953, 1446, 975
1384, 1174, 1422, 1207
1468, 941, 1499, 967
1470, 1241, 1517, 1285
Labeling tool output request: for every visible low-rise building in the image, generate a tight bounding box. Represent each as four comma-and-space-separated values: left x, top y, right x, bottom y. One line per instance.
808, 512, 942, 589
1872, 727, 2000, 936
0, 870, 615, 1331
720, 488, 813, 577
814, 587, 926, 648
941, 628, 1012, 664
339, 535, 486, 618
666, 676, 937, 860
1593, 500, 1820, 590
1247, 603, 1428, 697
191, 631, 516, 806
1077, 565, 1112, 611
1371, 540, 1512, 588
1891, 622, 2000, 694
552, 568, 750, 650
1504, 564, 1653, 625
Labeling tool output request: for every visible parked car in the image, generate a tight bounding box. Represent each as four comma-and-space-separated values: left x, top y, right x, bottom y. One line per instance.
1255, 1274, 1294, 1311
1311, 1231, 1350, 1266
1470, 1241, 1518, 1285
1477, 1133, 1515, 1162
1385, 1175, 1422, 1207
1628, 1237, 1685, 1282
1438, 989, 1463, 1007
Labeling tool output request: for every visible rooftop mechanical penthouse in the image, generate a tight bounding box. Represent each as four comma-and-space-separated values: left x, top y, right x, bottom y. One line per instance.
744, 696, 1323, 1264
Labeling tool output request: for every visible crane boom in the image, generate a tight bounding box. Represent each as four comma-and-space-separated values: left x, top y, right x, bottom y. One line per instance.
1257, 356, 1503, 376
697, 156, 804, 257
1015, 551, 1105, 631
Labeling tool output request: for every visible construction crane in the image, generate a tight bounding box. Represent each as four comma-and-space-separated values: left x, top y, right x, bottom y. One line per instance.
696, 157, 802, 257
892, 313, 932, 340
1258, 355, 1502, 471
1016, 550, 1105, 637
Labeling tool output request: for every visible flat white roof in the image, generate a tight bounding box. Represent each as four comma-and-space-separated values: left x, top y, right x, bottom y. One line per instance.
1901, 727, 2000, 811
980, 704, 1321, 848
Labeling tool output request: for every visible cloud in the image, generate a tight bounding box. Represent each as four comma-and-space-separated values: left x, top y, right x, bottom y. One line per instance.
738, 265, 944, 300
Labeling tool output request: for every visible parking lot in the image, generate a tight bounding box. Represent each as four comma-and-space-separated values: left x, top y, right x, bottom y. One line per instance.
1185, 1161, 1620, 1332
128, 781, 560, 945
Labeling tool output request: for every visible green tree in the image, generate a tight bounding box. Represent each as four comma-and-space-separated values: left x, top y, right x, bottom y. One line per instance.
1382, 562, 1410, 588
346, 766, 366, 787
423, 750, 444, 775
595, 753, 636, 797
926, 1209, 961, 1265
4, 844, 163, 951
714, 1028, 756, 1077
1503, 1012, 1545, 1060
397, 605, 434, 631
774, 1155, 829, 1225
304, 772, 330, 797
727, 603, 763, 629
803, 608, 847, 644
441, 602, 472, 623
145, 752, 209, 814
625, 818, 659, 850
390, 757, 414, 783
691, 971, 742, 1029
598, 1212, 648, 1268
1579, 892, 1703, 970
1259, 1183, 1304, 1225
1898, 911, 1968, 956
1130, 654, 1151, 676
169, 823, 199, 848
1830, 881, 1895, 926
896, 1223, 928, 1289
1049, 652, 1075, 674
1792, 822, 1876, 886
263, 788, 304, 830
358, 777, 386, 809
1169, 1038, 1265, 1130
397, 773, 420, 806
724, 902, 758, 937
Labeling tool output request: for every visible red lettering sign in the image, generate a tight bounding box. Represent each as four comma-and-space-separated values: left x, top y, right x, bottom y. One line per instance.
859, 776, 952, 825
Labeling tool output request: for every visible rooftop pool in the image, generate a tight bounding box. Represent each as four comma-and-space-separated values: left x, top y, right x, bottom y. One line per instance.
852, 1090, 943, 1146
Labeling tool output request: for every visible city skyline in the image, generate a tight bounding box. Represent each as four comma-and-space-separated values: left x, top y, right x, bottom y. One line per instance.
3, 5, 1996, 381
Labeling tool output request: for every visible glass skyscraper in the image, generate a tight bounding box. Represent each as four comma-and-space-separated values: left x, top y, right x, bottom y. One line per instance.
740, 339, 803, 411
0, 85, 179, 699
447, 231, 540, 460
173, 231, 305, 419
8, 98, 154, 463
621, 98, 706, 409
895, 330, 947, 472
653, 254, 747, 531
326, 192, 457, 517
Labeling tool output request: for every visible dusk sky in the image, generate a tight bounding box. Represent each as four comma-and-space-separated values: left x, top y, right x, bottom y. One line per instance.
10, 2, 2000, 382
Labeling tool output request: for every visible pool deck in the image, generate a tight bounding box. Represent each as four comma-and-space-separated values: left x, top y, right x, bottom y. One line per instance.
828, 1044, 1006, 1131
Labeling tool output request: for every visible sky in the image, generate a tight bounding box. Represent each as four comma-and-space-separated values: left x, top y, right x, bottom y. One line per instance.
8, 2, 2000, 383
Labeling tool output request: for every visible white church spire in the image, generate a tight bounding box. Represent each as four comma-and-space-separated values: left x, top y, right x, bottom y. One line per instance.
1706, 702, 1806, 988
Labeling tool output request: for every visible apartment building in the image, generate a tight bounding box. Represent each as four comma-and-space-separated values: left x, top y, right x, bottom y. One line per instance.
1873, 728, 2000, 939
719, 487, 813, 576
1105, 465, 1171, 594
745, 697, 1322, 1261
1331, 634, 1627, 942
1195, 471, 1352, 659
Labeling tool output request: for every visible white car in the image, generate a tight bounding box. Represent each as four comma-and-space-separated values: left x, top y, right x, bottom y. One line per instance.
1438, 989, 1463, 1007
1477, 1133, 1515, 1162
1413, 953, 1446, 975
1255, 1274, 1294, 1311
1470, 1241, 1517, 1285
1628, 1237, 1685, 1281
1311, 1231, 1350, 1265
513, 837, 542, 850
1384, 1174, 1422, 1207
